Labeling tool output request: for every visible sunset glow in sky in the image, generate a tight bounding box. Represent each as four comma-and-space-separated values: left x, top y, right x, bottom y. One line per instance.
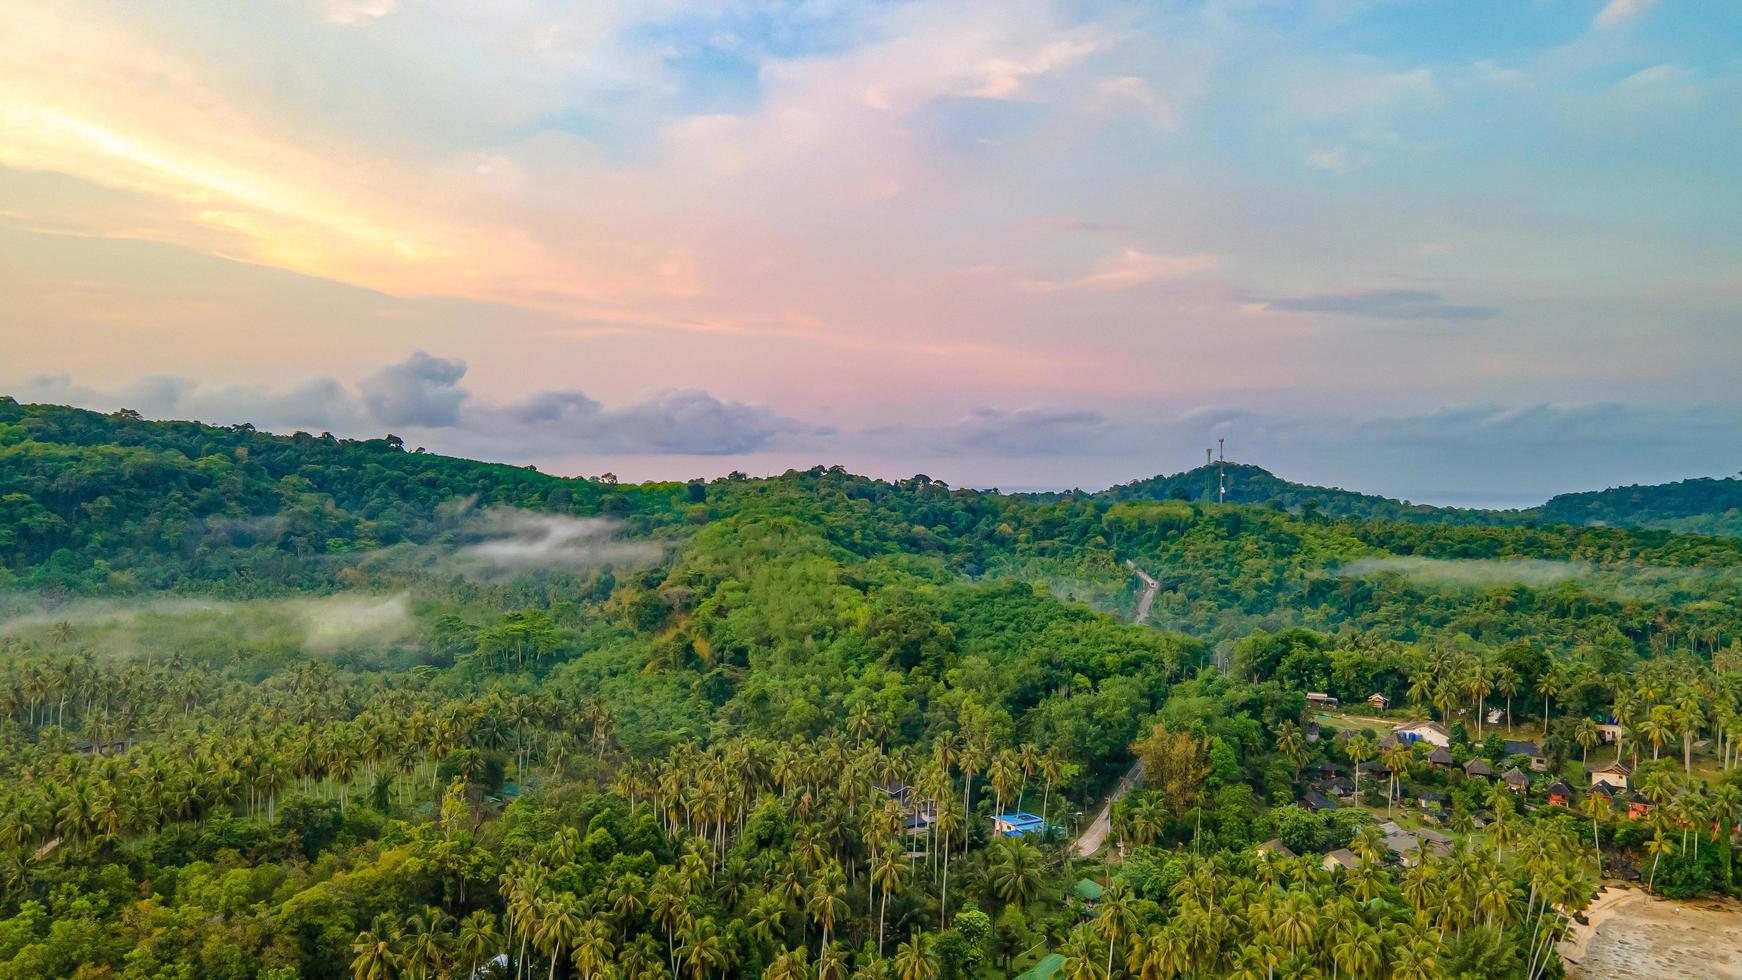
4, 0, 1740, 504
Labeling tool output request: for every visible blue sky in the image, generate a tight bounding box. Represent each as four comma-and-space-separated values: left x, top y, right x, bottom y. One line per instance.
1, 0, 1739, 504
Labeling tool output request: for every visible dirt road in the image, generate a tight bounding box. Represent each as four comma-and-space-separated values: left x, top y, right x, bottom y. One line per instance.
1125, 560, 1161, 624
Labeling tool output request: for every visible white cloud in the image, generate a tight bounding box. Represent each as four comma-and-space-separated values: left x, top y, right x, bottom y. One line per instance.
1593, 0, 1662, 30
320, 0, 398, 26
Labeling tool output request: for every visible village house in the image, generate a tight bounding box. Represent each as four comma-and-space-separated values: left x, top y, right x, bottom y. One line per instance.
1589, 759, 1630, 791
1368, 692, 1391, 711
1504, 739, 1549, 772
1427, 746, 1456, 770
1413, 787, 1449, 811
1322, 848, 1359, 872
1303, 790, 1339, 813
1306, 692, 1341, 709
991, 812, 1048, 837
1463, 757, 1497, 780
1502, 767, 1530, 794
1627, 794, 1653, 821
1547, 781, 1573, 807
1256, 838, 1296, 860
1394, 720, 1451, 748
1595, 716, 1624, 744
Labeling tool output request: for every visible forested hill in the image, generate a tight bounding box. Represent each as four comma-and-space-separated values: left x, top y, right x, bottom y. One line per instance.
1093, 462, 1515, 525
1100, 461, 1742, 536
1538, 476, 1742, 537
3, 398, 1742, 979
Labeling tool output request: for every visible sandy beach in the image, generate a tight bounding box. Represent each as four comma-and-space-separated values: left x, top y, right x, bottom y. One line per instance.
1563, 886, 1742, 979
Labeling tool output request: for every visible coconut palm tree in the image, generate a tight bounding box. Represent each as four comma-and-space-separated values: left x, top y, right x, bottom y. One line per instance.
677, 916, 732, 980
1573, 718, 1598, 766
1094, 880, 1136, 979
808, 864, 849, 953
352, 917, 402, 980
893, 930, 940, 980
987, 838, 1044, 909
456, 910, 502, 980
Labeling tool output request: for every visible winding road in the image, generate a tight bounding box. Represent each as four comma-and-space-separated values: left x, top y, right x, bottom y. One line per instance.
1125, 560, 1161, 624
1071, 562, 1162, 858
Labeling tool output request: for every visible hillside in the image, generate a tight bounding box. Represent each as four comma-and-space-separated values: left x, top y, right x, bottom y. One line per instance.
1095, 462, 1515, 524
1101, 461, 1742, 537
1, 400, 1739, 979
1538, 476, 1742, 536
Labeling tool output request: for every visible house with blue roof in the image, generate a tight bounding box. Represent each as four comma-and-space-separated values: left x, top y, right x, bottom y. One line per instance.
991, 812, 1049, 837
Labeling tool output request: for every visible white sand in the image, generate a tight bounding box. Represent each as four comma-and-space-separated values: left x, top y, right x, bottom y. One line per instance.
1563, 887, 1742, 979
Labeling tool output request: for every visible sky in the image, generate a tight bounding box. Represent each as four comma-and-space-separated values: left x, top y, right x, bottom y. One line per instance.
2, 0, 1740, 506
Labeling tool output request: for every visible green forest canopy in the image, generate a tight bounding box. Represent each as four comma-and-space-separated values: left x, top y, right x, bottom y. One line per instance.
1, 398, 1739, 979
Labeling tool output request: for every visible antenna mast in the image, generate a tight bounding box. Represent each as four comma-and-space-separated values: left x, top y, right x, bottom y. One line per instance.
1217, 438, 1227, 504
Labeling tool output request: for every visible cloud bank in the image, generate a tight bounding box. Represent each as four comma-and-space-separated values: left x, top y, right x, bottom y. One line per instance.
7, 353, 817, 458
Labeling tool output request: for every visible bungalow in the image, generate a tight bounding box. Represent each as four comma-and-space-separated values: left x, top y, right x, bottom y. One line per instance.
1381, 829, 1453, 867
1322, 848, 1360, 872
1326, 776, 1356, 797
1368, 693, 1392, 711
1486, 707, 1506, 727
1595, 717, 1624, 744
1463, 758, 1497, 780
1627, 794, 1653, 821
1073, 878, 1105, 906
1256, 838, 1296, 860
1589, 759, 1631, 792
1504, 740, 1549, 772
991, 812, 1048, 837
1303, 790, 1339, 813
1394, 720, 1451, 748
1357, 760, 1392, 781
1427, 747, 1456, 769
1413, 787, 1449, 810
1306, 692, 1341, 708
1502, 767, 1530, 794
1547, 781, 1573, 808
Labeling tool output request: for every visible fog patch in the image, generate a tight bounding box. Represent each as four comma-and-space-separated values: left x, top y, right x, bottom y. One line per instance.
293, 594, 413, 651
0, 592, 414, 657
1337, 557, 1585, 590
452, 508, 662, 578
1335, 556, 1739, 599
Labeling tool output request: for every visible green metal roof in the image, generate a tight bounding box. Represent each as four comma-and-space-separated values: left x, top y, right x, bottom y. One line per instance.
1013, 953, 1065, 980
1073, 878, 1105, 901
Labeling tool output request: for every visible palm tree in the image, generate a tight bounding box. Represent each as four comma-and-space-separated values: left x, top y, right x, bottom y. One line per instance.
402, 907, 453, 980
763, 946, 810, 980
807, 865, 849, 953
1539, 659, 1569, 727
572, 920, 616, 980
871, 845, 905, 954
678, 916, 732, 980
1093, 880, 1135, 979
987, 838, 1044, 908
1573, 718, 1598, 766
1345, 734, 1375, 792
1330, 920, 1380, 980
1466, 660, 1493, 738
893, 930, 940, 980
1645, 831, 1676, 892
457, 910, 501, 980
1581, 791, 1611, 875
1059, 925, 1107, 980
1380, 742, 1412, 816
535, 893, 585, 980
352, 917, 402, 980
1494, 665, 1519, 734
